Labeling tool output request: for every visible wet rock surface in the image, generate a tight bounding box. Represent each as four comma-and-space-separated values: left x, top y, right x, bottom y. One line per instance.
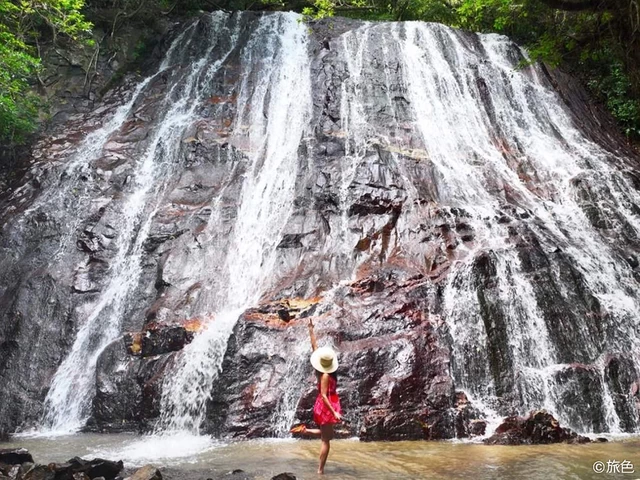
0, 453, 273, 480
1, 11, 640, 441
0, 450, 123, 480
205, 271, 484, 441
125, 465, 162, 480
270, 474, 296, 480
0, 448, 34, 465
123, 321, 202, 358
484, 410, 591, 445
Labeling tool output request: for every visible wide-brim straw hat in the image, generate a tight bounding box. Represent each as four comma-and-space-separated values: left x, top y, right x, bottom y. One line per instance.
310, 346, 338, 374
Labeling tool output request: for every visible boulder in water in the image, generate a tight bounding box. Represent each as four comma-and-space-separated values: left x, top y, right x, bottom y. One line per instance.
125, 465, 162, 480
0, 462, 26, 480
271, 474, 296, 480
0, 448, 34, 465
483, 410, 591, 445
0, 454, 122, 480
62, 457, 124, 479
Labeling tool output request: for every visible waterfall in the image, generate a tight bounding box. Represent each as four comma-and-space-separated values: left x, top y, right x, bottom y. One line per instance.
3, 11, 639, 441
154, 12, 312, 434
394, 23, 640, 432
39, 11, 237, 434
311, 21, 640, 434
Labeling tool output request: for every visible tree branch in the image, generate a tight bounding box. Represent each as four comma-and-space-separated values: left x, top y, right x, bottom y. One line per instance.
536, 0, 601, 11
111, 0, 148, 38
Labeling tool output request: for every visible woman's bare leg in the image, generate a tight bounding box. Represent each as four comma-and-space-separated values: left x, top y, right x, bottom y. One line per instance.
304, 428, 321, 437
318, 425, 334, 474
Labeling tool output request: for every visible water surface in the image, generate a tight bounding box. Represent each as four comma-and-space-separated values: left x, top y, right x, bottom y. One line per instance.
3, 434, 640, 479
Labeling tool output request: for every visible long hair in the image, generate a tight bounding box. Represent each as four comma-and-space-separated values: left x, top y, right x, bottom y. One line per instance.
315, 370, 338, 382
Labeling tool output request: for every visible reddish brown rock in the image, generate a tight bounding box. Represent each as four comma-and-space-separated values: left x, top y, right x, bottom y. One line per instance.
124, 319, 204, 357
126, 464, 162, 480
484, 410, 591, 445
206, 269, 485, 441
241, 298, 320, 326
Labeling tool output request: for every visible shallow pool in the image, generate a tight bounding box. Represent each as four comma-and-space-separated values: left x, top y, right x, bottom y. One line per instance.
2, 433, 639, 479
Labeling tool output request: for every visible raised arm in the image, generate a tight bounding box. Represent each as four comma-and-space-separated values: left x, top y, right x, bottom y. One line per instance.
308, 318, 318, 352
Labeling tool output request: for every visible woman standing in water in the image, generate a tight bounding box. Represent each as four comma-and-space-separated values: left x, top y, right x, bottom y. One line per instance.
290, 319, 342, 475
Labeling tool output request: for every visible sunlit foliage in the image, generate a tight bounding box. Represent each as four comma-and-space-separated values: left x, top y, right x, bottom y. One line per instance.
0, 0, 91, 143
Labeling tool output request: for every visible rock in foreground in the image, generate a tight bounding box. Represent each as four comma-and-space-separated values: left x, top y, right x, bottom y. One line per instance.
126, 464, 162, 480
0, 450, 123, 480
484, 410, 591, 445
0, 448, 34, 465
270, 474, 296, 480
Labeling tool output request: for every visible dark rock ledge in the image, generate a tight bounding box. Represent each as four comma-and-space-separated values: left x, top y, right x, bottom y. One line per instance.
0, 448, 296, 480
483, 410, 602, 445
0, 449, 122, 480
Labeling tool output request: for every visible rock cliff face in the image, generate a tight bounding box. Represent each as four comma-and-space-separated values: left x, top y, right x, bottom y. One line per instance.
1, 11, 639, 440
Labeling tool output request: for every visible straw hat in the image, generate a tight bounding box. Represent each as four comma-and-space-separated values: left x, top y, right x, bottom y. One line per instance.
310, 346, 338, 374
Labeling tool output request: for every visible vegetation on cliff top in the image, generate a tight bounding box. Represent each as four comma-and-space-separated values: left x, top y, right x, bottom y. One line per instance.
305, 0, 640, 140
0, 0, 638, 146
0, 0, 91, 144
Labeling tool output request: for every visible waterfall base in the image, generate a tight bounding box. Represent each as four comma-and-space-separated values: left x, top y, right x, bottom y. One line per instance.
1, 433, 639, 479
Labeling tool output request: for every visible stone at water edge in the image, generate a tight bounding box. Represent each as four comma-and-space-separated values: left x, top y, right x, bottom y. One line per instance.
26, 457, 125, 480
270, 474, 296, 480
0, 448, 34, 465
483, 410, 591, 445
69, 457, 124, 479
125, 464, 162, 480
212, 469, 253, 480
0, 463, 22, 480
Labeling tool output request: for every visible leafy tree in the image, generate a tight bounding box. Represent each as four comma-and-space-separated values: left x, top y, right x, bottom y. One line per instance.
0, 0, 91, 145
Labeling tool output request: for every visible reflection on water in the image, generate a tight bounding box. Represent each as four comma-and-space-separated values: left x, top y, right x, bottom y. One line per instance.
2, 434, 640, 479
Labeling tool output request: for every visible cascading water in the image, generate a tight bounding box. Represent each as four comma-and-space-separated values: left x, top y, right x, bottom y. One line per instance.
39, 11, 237, 434
2, 11, 639, 442
392, 23, 640, 432
154, 12, 312, 435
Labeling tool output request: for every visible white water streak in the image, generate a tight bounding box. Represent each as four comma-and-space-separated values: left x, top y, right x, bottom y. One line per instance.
40, 12, 232, 434
156, 12, 312, 434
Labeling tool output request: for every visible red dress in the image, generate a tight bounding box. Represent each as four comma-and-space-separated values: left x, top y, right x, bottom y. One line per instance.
313, 375, 342, 425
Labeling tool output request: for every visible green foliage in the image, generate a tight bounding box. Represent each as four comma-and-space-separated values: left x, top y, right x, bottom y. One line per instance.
402, 0, 457, 24
132, 38, 149, 61
0, 0, 91, 145
587, 60, 640, 137
0, 27, 40, 142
